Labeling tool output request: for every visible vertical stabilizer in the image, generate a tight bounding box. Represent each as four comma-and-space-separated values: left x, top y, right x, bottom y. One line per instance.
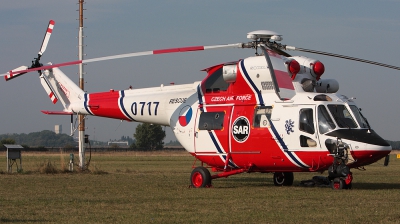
40, 67, 84, 110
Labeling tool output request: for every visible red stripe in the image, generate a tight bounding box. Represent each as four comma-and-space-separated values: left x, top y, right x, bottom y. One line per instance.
48, 92, 57, 104
153, 46, 204, 54
5, 73, 13, 80
47, 20, 55, 33
275, 70, 295, 90
88, 91, 128, 120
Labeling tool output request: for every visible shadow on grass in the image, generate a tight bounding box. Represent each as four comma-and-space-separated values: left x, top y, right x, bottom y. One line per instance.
209, 176, 400, 190
210, 176, 273, 188
352, 182, 400, 190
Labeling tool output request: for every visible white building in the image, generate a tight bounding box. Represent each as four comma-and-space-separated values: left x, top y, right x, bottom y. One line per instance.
55, 125, 62, 134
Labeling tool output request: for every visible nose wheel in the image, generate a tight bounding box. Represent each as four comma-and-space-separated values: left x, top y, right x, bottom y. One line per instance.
331, 174, 353, 190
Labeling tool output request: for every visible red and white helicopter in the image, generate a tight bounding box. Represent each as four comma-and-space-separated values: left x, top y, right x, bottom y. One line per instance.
3, 20, 398, 189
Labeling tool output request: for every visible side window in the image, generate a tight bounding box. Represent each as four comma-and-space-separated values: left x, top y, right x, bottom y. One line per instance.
299, 108, 314, 134
253, 106, 273, 128
204, 68, 230, 93
300, 135, 317, 147
198, 111, 225, 131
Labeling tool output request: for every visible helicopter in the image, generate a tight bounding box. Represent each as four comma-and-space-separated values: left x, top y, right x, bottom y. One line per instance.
2, 20, 398, 190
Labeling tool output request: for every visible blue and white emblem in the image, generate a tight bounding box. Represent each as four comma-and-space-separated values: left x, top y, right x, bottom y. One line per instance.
285, 119, 294, 134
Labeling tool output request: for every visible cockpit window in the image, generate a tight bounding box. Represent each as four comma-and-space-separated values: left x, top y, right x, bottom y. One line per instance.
327, 105, 358, 128
318, 105, 336, 134
299, 108, 314, 134
204, 68, 230, 93
349, 105, 369, 128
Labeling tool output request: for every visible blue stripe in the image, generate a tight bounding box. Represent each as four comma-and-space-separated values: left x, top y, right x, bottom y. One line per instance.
207, 130, 238, 168
119, 90, 135, 121
84, 93, 93, 115
197, 84, 203, 105
269, 120, 308, 169
240, 60, 264, 105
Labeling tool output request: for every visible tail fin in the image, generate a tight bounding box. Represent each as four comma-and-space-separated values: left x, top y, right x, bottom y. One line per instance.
40, 67, 84, 110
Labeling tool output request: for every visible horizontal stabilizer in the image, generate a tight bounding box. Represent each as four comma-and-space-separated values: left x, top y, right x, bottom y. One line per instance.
41, 110, 73, 115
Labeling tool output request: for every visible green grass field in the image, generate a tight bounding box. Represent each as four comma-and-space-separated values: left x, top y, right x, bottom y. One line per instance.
0, 151, 399, 223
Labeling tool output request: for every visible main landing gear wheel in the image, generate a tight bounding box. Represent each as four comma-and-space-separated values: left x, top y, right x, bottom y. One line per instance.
273, 172, 294, 186
190, 167, 212, 188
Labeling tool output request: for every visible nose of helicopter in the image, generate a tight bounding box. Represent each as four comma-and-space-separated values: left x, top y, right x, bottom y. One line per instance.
349, 144, 392, 168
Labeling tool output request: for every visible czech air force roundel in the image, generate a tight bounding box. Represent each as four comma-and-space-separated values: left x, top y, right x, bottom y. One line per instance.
178, 105, 192, 127
232, 116, 250, 143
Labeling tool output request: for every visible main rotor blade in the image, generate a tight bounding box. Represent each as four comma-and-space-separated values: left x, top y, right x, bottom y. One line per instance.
2, 43, 244, 77
83, 43, 243, 63
39, 20, 55, 56
286, 46, 400, 70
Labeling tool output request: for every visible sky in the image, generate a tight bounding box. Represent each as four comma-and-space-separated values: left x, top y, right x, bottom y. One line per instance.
0, 0, 399, 143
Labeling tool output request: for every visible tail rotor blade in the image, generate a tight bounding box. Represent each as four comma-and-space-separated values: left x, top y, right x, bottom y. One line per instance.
4, 66, 28, 81
1, 61, 81, 79
39, 20, 55, 56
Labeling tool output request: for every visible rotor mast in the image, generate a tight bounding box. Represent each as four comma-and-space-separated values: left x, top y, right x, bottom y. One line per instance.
78, 0, 86, 170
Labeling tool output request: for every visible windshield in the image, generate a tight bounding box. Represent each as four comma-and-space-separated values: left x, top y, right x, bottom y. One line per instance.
327, 104, 358, 128
318, 105, 336, 134
349, 105, 369, 128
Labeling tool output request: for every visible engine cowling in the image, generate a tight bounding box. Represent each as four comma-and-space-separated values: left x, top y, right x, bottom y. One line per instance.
287, 56, 325, 80
315, 79, 339, 93
223, 65, 237, 83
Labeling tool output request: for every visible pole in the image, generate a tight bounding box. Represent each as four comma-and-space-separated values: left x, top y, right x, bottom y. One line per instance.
78, 0, 85, 170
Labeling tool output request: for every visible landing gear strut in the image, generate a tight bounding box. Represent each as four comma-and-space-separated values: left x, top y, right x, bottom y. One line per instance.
328, 138, 353, 190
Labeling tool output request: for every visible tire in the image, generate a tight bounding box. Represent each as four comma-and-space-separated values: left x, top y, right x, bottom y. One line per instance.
190, 167, 211, 188
331, 177, 345, 190
273, 172, 294, 186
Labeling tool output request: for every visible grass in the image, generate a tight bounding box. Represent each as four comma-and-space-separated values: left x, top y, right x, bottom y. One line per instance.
0, 151, 400, 223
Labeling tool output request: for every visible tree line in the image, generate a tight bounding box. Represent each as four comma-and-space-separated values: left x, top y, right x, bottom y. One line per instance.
0, 124, 168, 150
0, 130, 76, 148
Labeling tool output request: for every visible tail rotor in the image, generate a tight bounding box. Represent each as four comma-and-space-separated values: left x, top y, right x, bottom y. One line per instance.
4, 20, 55, 81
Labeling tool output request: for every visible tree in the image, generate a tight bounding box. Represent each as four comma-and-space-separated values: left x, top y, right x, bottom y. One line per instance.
1, 138, 15, 147
134, 123, 165, 150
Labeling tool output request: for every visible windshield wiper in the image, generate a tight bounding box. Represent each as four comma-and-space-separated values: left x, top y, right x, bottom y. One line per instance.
358, 110, 371, 131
